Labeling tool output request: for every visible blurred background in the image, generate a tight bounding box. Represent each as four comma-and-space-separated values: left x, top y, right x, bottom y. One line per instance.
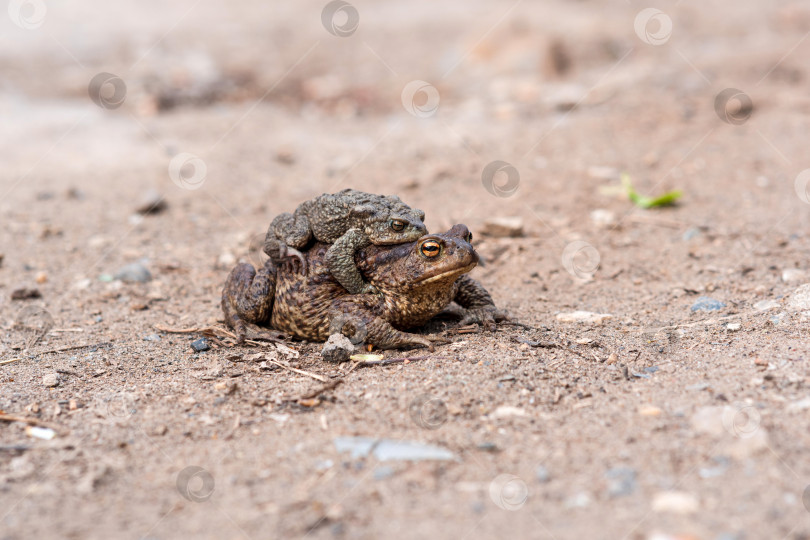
3, 1, 810, 538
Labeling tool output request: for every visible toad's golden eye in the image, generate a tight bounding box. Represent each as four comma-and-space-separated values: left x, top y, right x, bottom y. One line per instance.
390, 219, 406, 232
466, 232, 473, 243
420, 240, 442, 258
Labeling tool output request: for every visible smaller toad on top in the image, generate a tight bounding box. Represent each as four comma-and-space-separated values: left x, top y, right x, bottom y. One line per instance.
264, 189, 427, 295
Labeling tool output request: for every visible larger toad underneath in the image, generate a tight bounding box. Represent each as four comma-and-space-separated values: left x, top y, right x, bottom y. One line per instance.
224, 224, 506, 349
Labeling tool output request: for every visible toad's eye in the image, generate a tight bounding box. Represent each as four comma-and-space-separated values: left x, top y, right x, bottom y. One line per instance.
390, 219, 407, 232
466, 232, 473, 243
420, 240, 442, 258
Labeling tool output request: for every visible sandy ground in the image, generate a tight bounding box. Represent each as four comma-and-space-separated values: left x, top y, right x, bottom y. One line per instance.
3, 1, 810, 538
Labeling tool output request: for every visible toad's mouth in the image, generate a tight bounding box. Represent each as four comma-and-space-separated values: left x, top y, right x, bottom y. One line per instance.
414, 262, 477, 284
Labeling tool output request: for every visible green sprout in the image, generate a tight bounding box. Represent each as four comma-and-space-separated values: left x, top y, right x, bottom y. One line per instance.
621, 173, 682, 209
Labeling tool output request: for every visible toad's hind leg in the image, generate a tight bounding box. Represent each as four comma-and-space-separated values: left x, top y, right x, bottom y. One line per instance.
329, 307, 447, 351
221, 260, 279, 343
264, 211, 312, 274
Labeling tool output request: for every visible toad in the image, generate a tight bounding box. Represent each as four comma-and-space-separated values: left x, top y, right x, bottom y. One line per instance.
263, 189, 427, 296
224, 224, 506, 349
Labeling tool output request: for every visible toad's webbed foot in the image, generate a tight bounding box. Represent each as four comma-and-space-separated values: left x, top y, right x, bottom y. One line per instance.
458, 305, 510, 331
279, 246, 307, 275
242, 323, 286, 343
265, 240, 307, 275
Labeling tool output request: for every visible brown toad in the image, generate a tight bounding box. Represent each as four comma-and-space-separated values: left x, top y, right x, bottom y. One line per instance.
224, 224, 506, 349
263, 189, 426, 296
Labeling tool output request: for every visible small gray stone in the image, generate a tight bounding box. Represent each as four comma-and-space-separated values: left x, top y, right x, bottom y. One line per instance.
535, 465, 550, 483
373, 465, 395, 480
321, 333, 355, 363
42, 373, 59, 387
114, 262, 152, 283
682, 227, 701, 241
605, 467, 637, 497
690, 296, 726, 312
190, 338, 210, 353
142, 334, 161, 342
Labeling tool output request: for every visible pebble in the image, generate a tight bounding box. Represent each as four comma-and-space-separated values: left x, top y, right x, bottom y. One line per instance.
690, 296, 726, 312
590, 209, 616, 228
334, 437, 456, 462
218, 251, 236, 269
638, 405, 662, 416
753, 299, 780, 311
782, 269, 806, 283
481, 217, 524, 238
114, 262, 152, 283
35, 271, 48, 284
789, 283, 810, 309
605, 467, 637, 497
190, 338, 211, 353
726, 322, 741, 331
556, 311, 613, 325
682, 227, 701, 241
11, 288, 41, 300
42, 373, 60, 387
25, 426, 56, 440
321, 333, 356, 363
142, 334, 161, 342
651, 491, 699, 514
135, 190, 167, 215
564, 491, 591, 509
491, 405, 528, 418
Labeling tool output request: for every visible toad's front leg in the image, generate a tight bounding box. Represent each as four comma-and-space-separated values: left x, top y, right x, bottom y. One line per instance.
325, 228, 378, 295
452, 275, 509, 329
